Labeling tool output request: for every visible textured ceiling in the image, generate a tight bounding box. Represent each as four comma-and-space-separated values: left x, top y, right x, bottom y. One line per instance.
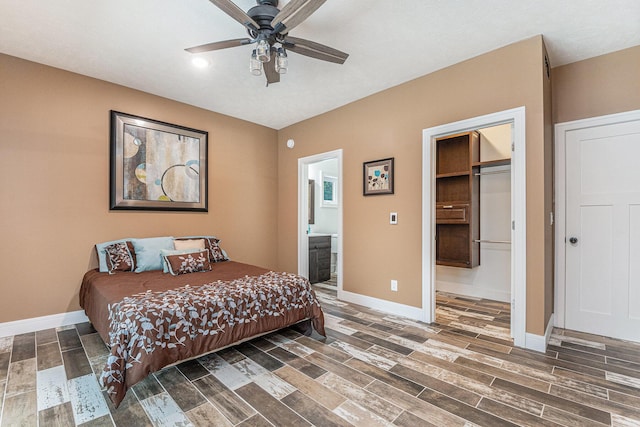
1, 0, 639, 129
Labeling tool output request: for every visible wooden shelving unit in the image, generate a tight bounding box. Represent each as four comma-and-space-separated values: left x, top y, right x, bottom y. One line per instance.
435, 131, 480, 268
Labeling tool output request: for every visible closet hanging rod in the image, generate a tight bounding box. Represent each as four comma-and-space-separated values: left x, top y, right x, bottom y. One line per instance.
474, 239, 511, 244
474, 170, 510, 176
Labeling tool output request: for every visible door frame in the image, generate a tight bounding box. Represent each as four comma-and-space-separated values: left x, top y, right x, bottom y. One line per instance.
554, 109, 640, 329
422, 107, 527, 347
297, 149, 343, 292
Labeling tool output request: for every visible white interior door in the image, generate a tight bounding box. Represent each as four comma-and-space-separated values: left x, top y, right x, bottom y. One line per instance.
565, 118, 640, 341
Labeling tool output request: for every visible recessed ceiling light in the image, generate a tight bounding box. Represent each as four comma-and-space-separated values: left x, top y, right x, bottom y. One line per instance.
191, 57, 210, 69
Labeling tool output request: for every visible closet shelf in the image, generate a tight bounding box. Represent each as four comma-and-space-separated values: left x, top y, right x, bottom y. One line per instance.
436, 171, 470, 179
472, 158, 511, 168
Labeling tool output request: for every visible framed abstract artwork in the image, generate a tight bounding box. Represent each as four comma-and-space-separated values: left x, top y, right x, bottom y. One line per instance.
363, 157, 394, 196
110, 111, 208, 211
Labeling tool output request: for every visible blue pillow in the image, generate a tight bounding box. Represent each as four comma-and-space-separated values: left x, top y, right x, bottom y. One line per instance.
160, 248, 205, 273
96, 238, 132, 272
131, 237, 175, 272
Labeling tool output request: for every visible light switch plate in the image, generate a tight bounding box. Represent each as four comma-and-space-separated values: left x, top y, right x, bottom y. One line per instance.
390, 212, 398, 224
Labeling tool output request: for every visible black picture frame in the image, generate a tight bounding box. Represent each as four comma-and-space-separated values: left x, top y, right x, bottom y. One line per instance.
110, 111, 208, 211
363, 157, 394, 196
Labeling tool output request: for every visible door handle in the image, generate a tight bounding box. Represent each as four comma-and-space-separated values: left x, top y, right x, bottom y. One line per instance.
569, 237, 578, 244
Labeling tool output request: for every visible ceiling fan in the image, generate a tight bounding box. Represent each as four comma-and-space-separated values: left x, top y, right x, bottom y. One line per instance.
185, 0, 349, 85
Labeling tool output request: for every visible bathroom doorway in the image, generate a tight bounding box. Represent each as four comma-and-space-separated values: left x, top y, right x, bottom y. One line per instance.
297, 149, 343, 292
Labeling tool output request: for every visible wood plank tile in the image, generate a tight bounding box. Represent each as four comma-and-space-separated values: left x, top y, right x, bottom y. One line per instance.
36, 365, 70, 411
1, 390, 37, 427
332, 400, 393, 427
77, 414, 114, 426
36, 328, 58, 346
454, 356, 551, 392
550, 383, 640, 422
492, 377, 611, 425
62, 347, 92, 380
236, 382, 311, 426
80, 334, 109, 360
351, 331, 413, 355
176, 359, 209, 381
320, 372, 403, 421
274, 365, 345, 410
131, 373, 164, 401
235, 342, 284, 371
138, 392, 193, 427
103, 389, 152, 427
281, 390, 352, 427
5, 357, 36, 397
186, 402, 233, 427
477, 397, 563, 427
201, 353, 252, 390
57, 329, 82, 352
38, 401, 76, 427
286, 356, 327, 379
237, 414, 273, 427
417, 388, 518, 427
10, 332, 35, 362
296, 335, 351, 362
331, 341, 396, 370
305, 352, 375, 388
251, 371, 296, 399
0, 352, 9, 382
409, 349, 495, 385
193, 374, 255, 424
344, 358, 423, 396
67, 373, 110, 425
364, 380, 468, 427
0, 336, 13, 353
542, 404, 609, 427
390, 363, 481, 406
267, 346, 300, 363
155, 366, 206, 412
37, 341, 62, 371
75, 322, 97, 336
393, 410, 439, 427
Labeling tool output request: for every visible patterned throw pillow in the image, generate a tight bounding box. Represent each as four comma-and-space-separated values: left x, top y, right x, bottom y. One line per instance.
164, 250, 212, 276
204, 238, 228, 262
104, 242, 136, 274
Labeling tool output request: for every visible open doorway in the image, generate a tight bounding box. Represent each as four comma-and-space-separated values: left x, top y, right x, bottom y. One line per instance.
297, 150, 343, 292
422, 107, 527, 348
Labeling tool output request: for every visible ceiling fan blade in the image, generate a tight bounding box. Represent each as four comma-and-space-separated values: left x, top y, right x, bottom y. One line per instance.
185, 38, 252, 53
284, 36, 348, 64
263, 56, 281, 85
209, 0, 259, 32
271, 0, 326, 34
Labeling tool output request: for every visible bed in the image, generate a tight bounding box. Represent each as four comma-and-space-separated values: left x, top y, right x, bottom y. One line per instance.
80, 254, 325, 408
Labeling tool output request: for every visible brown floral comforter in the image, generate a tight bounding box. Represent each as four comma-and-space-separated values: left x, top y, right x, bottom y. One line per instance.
80, 261, 325, 407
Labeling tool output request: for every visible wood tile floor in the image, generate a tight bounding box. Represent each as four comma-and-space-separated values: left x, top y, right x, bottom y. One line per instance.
2, 288, 640, 426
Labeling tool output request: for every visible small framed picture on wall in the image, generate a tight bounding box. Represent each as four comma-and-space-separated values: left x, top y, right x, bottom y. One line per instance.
363, 157, 394, 196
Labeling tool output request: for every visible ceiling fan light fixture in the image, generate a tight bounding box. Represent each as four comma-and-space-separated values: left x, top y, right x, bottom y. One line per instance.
255, 38, 271, 63
275, 48, 288, 74
250, 50, 262, 76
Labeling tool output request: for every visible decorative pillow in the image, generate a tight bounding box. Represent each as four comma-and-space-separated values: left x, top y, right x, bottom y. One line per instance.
176, 236, 229, 262
95, 238, 133, 272
164, 250, 212, 276
160, 248, 206, 273
205, 238, 228, 262
173, 238, 205, 251
131, 237, 175, 272
104, 241, 136, 274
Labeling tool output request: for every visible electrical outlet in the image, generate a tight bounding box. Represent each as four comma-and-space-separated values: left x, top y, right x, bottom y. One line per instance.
391, 280, 398, 291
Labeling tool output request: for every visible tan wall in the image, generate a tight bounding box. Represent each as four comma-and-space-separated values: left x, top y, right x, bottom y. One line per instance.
277, 36, 551, 335
553, 45, 640, 124
0, 54, 278, 323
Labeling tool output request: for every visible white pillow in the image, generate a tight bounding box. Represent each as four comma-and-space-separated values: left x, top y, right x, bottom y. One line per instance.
174, 238, 205, 251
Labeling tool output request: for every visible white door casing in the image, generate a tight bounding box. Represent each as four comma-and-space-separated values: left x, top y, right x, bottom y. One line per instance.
556, 110, 640, 341
297, 149, 343, 292
422, 107, 527, 348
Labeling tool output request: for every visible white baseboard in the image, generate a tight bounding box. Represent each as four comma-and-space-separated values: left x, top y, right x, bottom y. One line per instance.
525, 313, 554, 353
337, 290, 425, 322
436, 280, 510, 303
0, 310, 89, 338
